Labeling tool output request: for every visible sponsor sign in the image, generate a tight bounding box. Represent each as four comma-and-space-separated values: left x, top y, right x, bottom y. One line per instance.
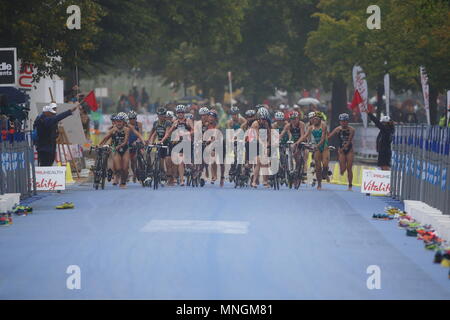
0, 48, 17, 86
361, 169, 391, 195
35, 166, 66, 191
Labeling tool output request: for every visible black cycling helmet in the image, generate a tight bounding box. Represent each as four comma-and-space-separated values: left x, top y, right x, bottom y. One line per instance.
245, 109, 256, 118
157, 107, 167, 116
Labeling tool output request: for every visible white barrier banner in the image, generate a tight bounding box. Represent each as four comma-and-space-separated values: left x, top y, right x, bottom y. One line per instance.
361, 169, 391, 195
35, 166, 66, 191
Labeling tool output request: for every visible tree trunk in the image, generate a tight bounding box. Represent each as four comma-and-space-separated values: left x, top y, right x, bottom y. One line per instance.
330, 78, 347, 130
330, 78, 347, 161
429, 86, 438, 125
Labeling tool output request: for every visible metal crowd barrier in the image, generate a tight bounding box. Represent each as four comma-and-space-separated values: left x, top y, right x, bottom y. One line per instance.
0, 132, 36, 198
391, 125, 450, 215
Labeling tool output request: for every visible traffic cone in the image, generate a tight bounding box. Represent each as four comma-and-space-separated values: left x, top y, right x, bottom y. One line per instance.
66, 162, 74, 184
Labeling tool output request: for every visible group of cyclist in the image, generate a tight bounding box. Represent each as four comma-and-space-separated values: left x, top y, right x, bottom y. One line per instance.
95, 103, 356, 190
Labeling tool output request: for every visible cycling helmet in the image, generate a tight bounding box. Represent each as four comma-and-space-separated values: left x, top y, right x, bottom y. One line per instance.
230, 106, 240, 115
199, 107, 209, 116
257, 107, 270, 120
175, 104, 186, 113
117, 112, 128, 122
316, 111, 325, 120
274, 111, 285, 121
279, 104, 286, 110
289, 111, 299, 120
339, 113, 350, 121
185, 113, 194, 120
208, 110, 218, 118
128, 110, 137, 120
308, 111, 317, 119
166, 111, 175, 119
157, 107, 167, 116
245, 109, 256, 118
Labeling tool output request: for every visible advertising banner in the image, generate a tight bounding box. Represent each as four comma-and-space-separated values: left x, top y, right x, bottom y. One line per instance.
361, 169, 391, 195
0, 48, 17, 87
35, 166, 66, 191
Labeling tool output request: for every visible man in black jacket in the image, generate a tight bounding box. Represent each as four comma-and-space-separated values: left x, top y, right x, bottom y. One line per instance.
34, 103, 81, 166
367, 113, 395, 170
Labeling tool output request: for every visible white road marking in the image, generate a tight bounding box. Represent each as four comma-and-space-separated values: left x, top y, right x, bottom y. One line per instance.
140, 220, 249, 234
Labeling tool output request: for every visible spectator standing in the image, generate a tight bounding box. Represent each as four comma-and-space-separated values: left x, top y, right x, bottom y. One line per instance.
34, 103, 81, 166
366, 110, 395, 170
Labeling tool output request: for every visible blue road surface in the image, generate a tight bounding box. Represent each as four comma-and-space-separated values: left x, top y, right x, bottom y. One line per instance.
0, 182, 449, 300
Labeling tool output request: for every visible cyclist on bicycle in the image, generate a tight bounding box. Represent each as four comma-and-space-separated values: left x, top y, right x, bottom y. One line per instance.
328, 113, 355, 190
297, 112, 329, 190
98, 112, 131, 189
193, 106, 210, 181
206, 110, 225, 187
161, 105, 193, 186
127, 110, 145, 183
148, 107, 173, 184
226, 106, 246, 177
227, 106, 246, 130
280, 111, 306, 178
249, 107, 272, 188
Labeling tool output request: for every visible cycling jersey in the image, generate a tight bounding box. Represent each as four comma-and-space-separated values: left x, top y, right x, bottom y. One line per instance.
128, 122, 140, 145
311, 127, 328, 153
290, 123, 302, 142
153, 120, 171, 141
338, 127, 353, 153
111, 128, 128, 155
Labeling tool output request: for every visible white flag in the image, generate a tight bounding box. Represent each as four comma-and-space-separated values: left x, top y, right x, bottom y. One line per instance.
384, 74, 390, 117
420, 66, 430, 125
353, 65, 369, 128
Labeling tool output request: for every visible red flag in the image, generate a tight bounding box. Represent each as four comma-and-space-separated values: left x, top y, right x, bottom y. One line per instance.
349, 89, 363, 111
84, 90, 98, 111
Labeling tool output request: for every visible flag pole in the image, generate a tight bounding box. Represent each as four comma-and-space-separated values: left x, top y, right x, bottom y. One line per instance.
228, 71, 233, 107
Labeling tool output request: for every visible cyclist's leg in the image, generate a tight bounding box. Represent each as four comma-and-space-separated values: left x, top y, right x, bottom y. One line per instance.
338, 149, 347, 175
120, 151, 130, 187
178, 153, 185, 185
314, 150, 323, 189
252, 156, 261, 187
346, 149, 354, 189
112, 152, 122, 186
322, 148, 330, 180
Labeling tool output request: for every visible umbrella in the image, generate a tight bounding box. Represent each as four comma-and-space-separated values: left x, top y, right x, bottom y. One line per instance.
298, 97, 320, 106
0, 87, 29, 105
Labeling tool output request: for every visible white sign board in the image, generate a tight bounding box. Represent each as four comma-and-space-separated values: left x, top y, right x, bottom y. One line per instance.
35, 166, 66, 191
36, 103, 87, 145
95, 87, 108, 98
361, 169, 391, 195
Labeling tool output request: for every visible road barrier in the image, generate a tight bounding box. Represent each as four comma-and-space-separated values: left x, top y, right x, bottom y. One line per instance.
0, 131, 36, 198
391, 125, 449, 215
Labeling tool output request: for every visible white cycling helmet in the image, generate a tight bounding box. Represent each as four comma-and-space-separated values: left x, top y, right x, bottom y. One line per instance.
117, 112, 128, 122
199, 107, 209, 116
257, 107, 270, 120
339, 113, 350, 121
274, 111, 285, 121
279, 104, 286, 110
175, 104, 186, 113
308, 111, 316, 119
166, 111, 175, 119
